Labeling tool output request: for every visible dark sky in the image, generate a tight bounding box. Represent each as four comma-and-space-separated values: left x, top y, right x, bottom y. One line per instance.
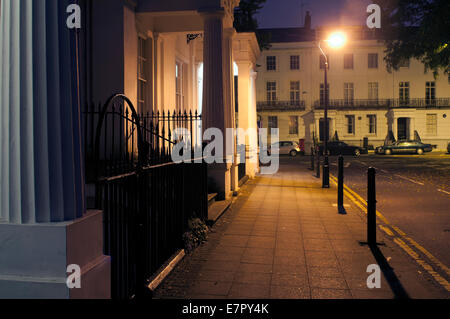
256, 0, 373, 28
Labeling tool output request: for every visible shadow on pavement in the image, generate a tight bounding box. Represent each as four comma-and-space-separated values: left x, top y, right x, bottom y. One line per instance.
369, 244, 410, 299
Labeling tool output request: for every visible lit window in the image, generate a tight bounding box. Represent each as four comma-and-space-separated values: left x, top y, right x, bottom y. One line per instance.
368, 82, 379, 101
367, 115, 377, 134
426, 82, 436, 105
267, 82, 277, 101
289, 116, 299, 135
346, 115, 355, 134
267, 56, 276, 71
344, 83, 354, 105
290, 55, 300, 70
426, 114, 437, 136
290, 81, 300, 103
399, 82, 410, 104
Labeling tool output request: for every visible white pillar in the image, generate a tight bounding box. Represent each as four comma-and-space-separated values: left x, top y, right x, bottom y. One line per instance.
0, 0, 110, 298
200, 8, 232, 199
223, 28, 239, 193
237, 61, 259, 178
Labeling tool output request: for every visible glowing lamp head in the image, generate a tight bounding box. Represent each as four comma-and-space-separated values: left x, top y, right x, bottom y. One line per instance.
327, 32, 347, 48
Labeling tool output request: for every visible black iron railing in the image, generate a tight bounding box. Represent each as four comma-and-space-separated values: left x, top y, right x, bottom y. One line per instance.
257, 100, 306, 111
82, 94, 207, 299
313, 98, 450, 109
83, 99, 202, 182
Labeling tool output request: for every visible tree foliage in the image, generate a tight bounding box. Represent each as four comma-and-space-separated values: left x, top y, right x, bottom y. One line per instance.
379, 0, 450, 78
234, 0, 271, 50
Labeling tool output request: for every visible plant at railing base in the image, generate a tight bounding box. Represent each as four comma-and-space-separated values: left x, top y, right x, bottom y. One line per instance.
182, 217, 209, 253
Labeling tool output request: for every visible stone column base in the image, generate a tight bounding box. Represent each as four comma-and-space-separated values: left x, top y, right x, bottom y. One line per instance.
0, 211, 111, 299
208, 163, 232, 200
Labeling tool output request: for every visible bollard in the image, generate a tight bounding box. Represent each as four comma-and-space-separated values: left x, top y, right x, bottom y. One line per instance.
338, 155, 344, 210
316, 151, 320, 178
322, 156, 330, 188
367, 167, 377, 245
310, 147, 315, 170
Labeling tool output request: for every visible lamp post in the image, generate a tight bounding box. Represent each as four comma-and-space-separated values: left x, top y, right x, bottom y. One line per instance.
318, 31, 346, 189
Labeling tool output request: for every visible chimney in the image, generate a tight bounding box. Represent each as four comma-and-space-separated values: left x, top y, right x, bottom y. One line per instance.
304, 11, 311, 29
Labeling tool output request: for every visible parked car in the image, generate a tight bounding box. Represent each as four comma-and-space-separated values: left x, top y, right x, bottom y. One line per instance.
447, 142, 450, 154
318, 141, 367, 156
269, 141, 301, 157
377, 140, 433, 155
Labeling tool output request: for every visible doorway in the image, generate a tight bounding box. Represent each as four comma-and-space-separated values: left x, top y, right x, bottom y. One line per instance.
397, 118, 409, 140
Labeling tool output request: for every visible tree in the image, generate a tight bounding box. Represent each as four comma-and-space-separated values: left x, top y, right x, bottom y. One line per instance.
379, 0, 450, 78
234, 0, 271, 50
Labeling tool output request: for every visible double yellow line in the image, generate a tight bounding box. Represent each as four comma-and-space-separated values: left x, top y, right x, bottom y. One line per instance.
329, 174, 450, 292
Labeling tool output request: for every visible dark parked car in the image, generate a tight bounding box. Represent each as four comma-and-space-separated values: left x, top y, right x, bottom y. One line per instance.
318, 141, 367, 156
447, 142, 450, 154
376, 140, 433, 155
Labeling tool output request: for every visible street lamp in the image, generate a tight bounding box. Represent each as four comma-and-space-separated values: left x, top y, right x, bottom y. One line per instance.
318, 31, 347, 188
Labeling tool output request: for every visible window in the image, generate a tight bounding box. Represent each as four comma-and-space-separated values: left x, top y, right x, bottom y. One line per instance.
368, 82, 379, 101
268, 116, 278, 129
290, 81, 300, 103
426, 114, 437, 136
175, 61, 184, 112
267, 81, 277, 101
368, 53, 378, 68
399, 58, 410, 68
290, 55, 300, 70
344, 54, 354, 69
346, 115, 355, 134
319, 55, 329, 69
267, 56, 276, 71
367, 115, 377, 134
320, 83, 329, 106
426, 81, 436, 105
289, 116, 299, 135
399, 82, 410, 104
344, 83, 354, 105
138, 37, 148, 112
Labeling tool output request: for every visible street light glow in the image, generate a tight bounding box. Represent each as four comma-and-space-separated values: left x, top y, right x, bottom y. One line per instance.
327, 32, 347, 48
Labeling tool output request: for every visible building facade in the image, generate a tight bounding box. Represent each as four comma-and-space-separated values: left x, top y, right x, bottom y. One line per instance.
256, 23, 450, 153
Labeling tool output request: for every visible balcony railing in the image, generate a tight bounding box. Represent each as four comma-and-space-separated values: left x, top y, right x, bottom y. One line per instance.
257, 100, 306, 112
313, 98, 450, 109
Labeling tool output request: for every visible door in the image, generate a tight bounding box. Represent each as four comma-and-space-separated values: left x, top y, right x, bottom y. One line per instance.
397, 118, 408, 140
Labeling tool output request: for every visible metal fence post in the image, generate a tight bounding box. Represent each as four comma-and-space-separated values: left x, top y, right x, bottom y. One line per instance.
367, 167, 377, 245
338, 155, 344, 211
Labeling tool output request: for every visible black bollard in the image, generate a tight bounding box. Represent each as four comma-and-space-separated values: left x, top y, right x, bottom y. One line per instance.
367, 167, 377, 245
310, 147, 315, 170
322, 156, 330, 188
338, 155, 344, 210
316, 151, 320, 178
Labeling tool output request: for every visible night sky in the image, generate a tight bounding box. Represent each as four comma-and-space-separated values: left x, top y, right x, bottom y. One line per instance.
256, 0, 373, 28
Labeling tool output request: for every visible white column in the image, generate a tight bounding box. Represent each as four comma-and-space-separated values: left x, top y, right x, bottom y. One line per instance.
0, 0, 110, 298
223, 28, 239, 192
200, 8, 232, 199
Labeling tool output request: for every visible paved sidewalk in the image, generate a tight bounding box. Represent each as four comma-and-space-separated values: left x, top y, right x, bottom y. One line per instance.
154, 158, 447, 299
